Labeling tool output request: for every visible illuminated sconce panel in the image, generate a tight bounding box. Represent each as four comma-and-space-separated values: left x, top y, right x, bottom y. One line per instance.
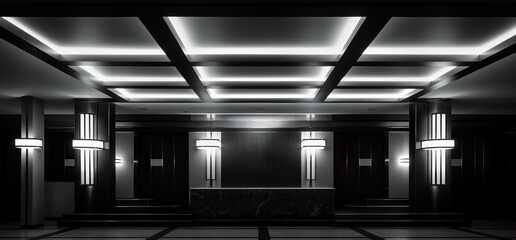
115, 159, 122, 165
196, 139, 221, 149
419, 113, 454, 186
196, 135, 220, 181
302, 134, 326, 181
73, 113, 102, 186
301, 139, 326, 149
15, 138, 43, 149
399, 158, 410, 164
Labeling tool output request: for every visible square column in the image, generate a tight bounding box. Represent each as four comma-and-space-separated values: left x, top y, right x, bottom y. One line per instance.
409, 100, 453, 213
19, 97, 45, 228
74, 100, 115, 213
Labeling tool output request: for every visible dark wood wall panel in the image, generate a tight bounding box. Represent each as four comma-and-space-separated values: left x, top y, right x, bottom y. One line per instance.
221, 132, 300, 187
135, 132, 189, 206
334, 132, 387, 206
0, 124, 21, 222
451, 130, 516, 219
45, 131, 74, 182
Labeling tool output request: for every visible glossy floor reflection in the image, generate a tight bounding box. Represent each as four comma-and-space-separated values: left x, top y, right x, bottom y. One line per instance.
1, 221, 516, 239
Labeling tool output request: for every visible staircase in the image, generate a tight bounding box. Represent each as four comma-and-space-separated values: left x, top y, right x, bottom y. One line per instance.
58, 198, 193, 227
335, 198, 471, 227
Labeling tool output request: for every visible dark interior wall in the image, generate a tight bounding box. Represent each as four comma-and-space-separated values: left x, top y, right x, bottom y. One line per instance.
221, 132, 301, 187
0, 115, 20, 222
136, 131, 189, 205
451, 130, 516, 219
45, 130, 74, 182
334, 132, 387, 206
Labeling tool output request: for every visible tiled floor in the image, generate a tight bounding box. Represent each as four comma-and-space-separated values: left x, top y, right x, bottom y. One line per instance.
1, 222, 516, 240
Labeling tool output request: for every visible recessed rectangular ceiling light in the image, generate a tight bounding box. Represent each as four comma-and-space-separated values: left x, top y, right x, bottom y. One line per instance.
113, 88, 199, 100
207, 89, 319, 99
79, 66, 184, 82
342, 66, 456, 82
2, 17, 165, 56
167, 17, 364, 55
327, 89, 415, 99
363, 25, 516, 56
195, 66, 333, 82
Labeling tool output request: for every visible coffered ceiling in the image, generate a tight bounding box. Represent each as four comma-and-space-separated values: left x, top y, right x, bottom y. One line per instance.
0, 1, 515, 115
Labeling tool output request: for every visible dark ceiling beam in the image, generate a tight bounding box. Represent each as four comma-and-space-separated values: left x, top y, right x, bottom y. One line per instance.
403, 42, 516, 102
65, 61, 174, 67
1, 1, 516, 16
192, 61, 337, 67
139, 16, 212, 102
312, 17, 391, 102
65, 61, 337, 67
0, 26, 125, 102
355, 61, 474, 67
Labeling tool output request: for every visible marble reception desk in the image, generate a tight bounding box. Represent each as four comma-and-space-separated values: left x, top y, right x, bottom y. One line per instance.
190, 187, 335, 219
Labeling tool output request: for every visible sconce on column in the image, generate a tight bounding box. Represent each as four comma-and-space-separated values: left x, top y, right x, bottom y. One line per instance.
196, 137, 220, 183
15, 138, 43, 149
302, 135, 325, 184
72, 113, 104, 185
418, 113, 455, 186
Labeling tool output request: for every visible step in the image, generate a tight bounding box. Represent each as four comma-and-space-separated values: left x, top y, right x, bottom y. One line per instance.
62, 213, 192, 221
113, 205, 184, 213
114, 198, 155, 206
341, 204, 410, 213
58, 219, 193, 227
364, 198, 409, 206
333, 219, 471, 227
335, 211, 468, 220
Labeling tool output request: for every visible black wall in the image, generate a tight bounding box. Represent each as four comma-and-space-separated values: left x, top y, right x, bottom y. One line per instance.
221, 132, 301, 187
135, 132, 189, 206
451, 130, 516, 219
45, 130, 74, 182
0, 116, 20, 222
334, 132, 387, 206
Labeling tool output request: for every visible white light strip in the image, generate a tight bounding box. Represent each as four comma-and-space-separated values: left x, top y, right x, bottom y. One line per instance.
79, 66, 184, 82
168, 17, 364, 55
208, 89, 319, 99
72, 139, 104, 150
115, 159, 122, 164
343, 66, 456, 82
301, 139, 326, 149
2, 17, 165, 56
196, 139, 221, 149
114, 88, 199, 100
399, 158, 410, 164
15, 138, 43, 149
364, 25, 516, 56
327, 89, 415, 99
421, 139, 455, 150
196, 66, 333, 82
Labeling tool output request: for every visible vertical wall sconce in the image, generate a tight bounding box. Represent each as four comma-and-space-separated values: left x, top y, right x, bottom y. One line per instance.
196, 135, 221, 185
301, 133, 325, 185
419, 113, 455, 185
72, 113, 104, 185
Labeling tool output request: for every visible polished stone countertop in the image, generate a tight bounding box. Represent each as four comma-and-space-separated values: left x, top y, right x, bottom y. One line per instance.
191, 187, 335, 190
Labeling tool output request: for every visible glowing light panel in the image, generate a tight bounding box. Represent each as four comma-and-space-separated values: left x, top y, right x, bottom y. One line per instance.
2, 17, 165, 56
208, 89, 318, 99
168, 17, 364, 55
342, 66, 456, 82
15, 138, 43, 149
79, 66, 184, 82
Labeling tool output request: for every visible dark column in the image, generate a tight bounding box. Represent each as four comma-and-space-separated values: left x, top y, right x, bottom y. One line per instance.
20, 97, 45, 228
409, 100, 453, 213
74, 100, 115, 213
